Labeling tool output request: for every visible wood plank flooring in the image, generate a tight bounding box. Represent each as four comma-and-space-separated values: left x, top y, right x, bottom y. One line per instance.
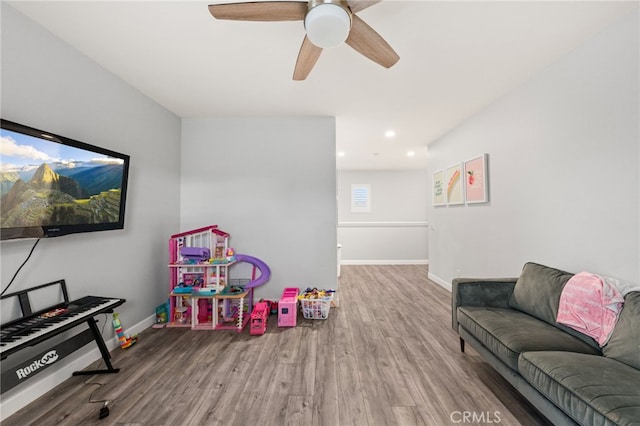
2, 265, 551, 425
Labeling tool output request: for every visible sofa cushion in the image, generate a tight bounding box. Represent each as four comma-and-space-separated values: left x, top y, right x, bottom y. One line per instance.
508, 262, 572, 326
603, 291, 640, 370
519, 351, 640, 426
507, 262, 601, 349
457, 306, 600, 371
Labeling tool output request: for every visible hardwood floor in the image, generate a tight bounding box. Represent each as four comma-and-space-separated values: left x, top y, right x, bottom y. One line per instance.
3, 265, 551, 425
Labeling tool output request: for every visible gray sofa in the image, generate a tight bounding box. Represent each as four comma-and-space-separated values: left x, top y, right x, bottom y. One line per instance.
451, 262, 640, 426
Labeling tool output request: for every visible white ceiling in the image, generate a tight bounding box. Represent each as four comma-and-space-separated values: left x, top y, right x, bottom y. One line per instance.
7, 1, 638, 170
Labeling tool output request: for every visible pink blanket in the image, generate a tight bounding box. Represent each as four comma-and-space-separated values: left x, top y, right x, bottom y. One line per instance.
557, 272, 624, 346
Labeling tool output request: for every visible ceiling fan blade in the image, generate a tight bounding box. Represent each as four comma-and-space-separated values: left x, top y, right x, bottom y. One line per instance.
347, 0, 382, 14
293, 36, 323, 80
208, 1, 307, 21
345, 14, 399, 68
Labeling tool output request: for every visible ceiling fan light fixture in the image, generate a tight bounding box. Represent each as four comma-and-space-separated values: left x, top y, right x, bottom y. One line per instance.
304, 2, 352, 48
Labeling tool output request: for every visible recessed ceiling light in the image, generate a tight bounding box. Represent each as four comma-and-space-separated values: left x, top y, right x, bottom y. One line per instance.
337, 151, 345, 157
384, 130, 395, 138
407, 151, 416, 157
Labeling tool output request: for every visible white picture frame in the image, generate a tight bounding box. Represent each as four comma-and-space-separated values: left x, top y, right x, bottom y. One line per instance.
464, 154, 489, 204
432, 169, 446, 206
445, 163, 464, 205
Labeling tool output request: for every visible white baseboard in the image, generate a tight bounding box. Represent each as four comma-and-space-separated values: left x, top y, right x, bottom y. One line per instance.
428, 272, 451, 292
0, 314, 155, 421
340, 259, 429, 265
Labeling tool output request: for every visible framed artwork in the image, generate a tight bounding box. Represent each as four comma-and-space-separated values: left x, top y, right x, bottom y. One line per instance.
464, 154, 489, 204
432, 169, 445, 206
445, 163, 464, 205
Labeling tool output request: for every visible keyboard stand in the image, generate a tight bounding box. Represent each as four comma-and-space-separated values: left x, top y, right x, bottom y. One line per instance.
72, 317, 120, 376
0, 320, 120, 394
0, 280, 125, 393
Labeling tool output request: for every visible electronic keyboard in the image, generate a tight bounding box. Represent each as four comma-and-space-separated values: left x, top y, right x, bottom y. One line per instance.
0, 280, 125, 394
0, 295, 124, 358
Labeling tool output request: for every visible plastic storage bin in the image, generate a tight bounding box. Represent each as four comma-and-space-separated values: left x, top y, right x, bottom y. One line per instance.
278, 287, 299, 327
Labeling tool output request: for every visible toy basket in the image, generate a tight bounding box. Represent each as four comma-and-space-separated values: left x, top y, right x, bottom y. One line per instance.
300, 295, 333, 320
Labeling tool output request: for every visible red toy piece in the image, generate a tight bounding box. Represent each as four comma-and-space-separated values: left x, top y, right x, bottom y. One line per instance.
250, 301, 269, 335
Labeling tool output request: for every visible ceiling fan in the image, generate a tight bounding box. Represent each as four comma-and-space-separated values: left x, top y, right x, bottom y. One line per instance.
208, 0, 399, 80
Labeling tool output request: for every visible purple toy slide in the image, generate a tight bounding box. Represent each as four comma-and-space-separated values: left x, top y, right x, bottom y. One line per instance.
234, 254, 271, 288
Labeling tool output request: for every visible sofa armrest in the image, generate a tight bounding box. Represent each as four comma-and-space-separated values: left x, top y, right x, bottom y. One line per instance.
451, 278, 517, 332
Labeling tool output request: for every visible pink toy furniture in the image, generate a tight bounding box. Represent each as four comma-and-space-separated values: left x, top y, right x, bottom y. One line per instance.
278, 287, 299, 327
250, 301, 269, 335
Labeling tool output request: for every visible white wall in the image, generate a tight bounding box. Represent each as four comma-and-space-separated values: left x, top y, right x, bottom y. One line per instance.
427, 11, 639, 289
0, 4, 181, 418
337, 170, 429, 264
180, 117, 337, 300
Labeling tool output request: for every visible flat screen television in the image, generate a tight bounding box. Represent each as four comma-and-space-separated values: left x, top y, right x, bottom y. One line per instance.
0, 119, 130, 241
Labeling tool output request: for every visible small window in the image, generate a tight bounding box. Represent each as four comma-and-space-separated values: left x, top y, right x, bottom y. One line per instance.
351, 184, 371, 213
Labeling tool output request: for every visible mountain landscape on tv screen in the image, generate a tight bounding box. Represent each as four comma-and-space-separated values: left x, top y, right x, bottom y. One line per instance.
0, 162, 123, 227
